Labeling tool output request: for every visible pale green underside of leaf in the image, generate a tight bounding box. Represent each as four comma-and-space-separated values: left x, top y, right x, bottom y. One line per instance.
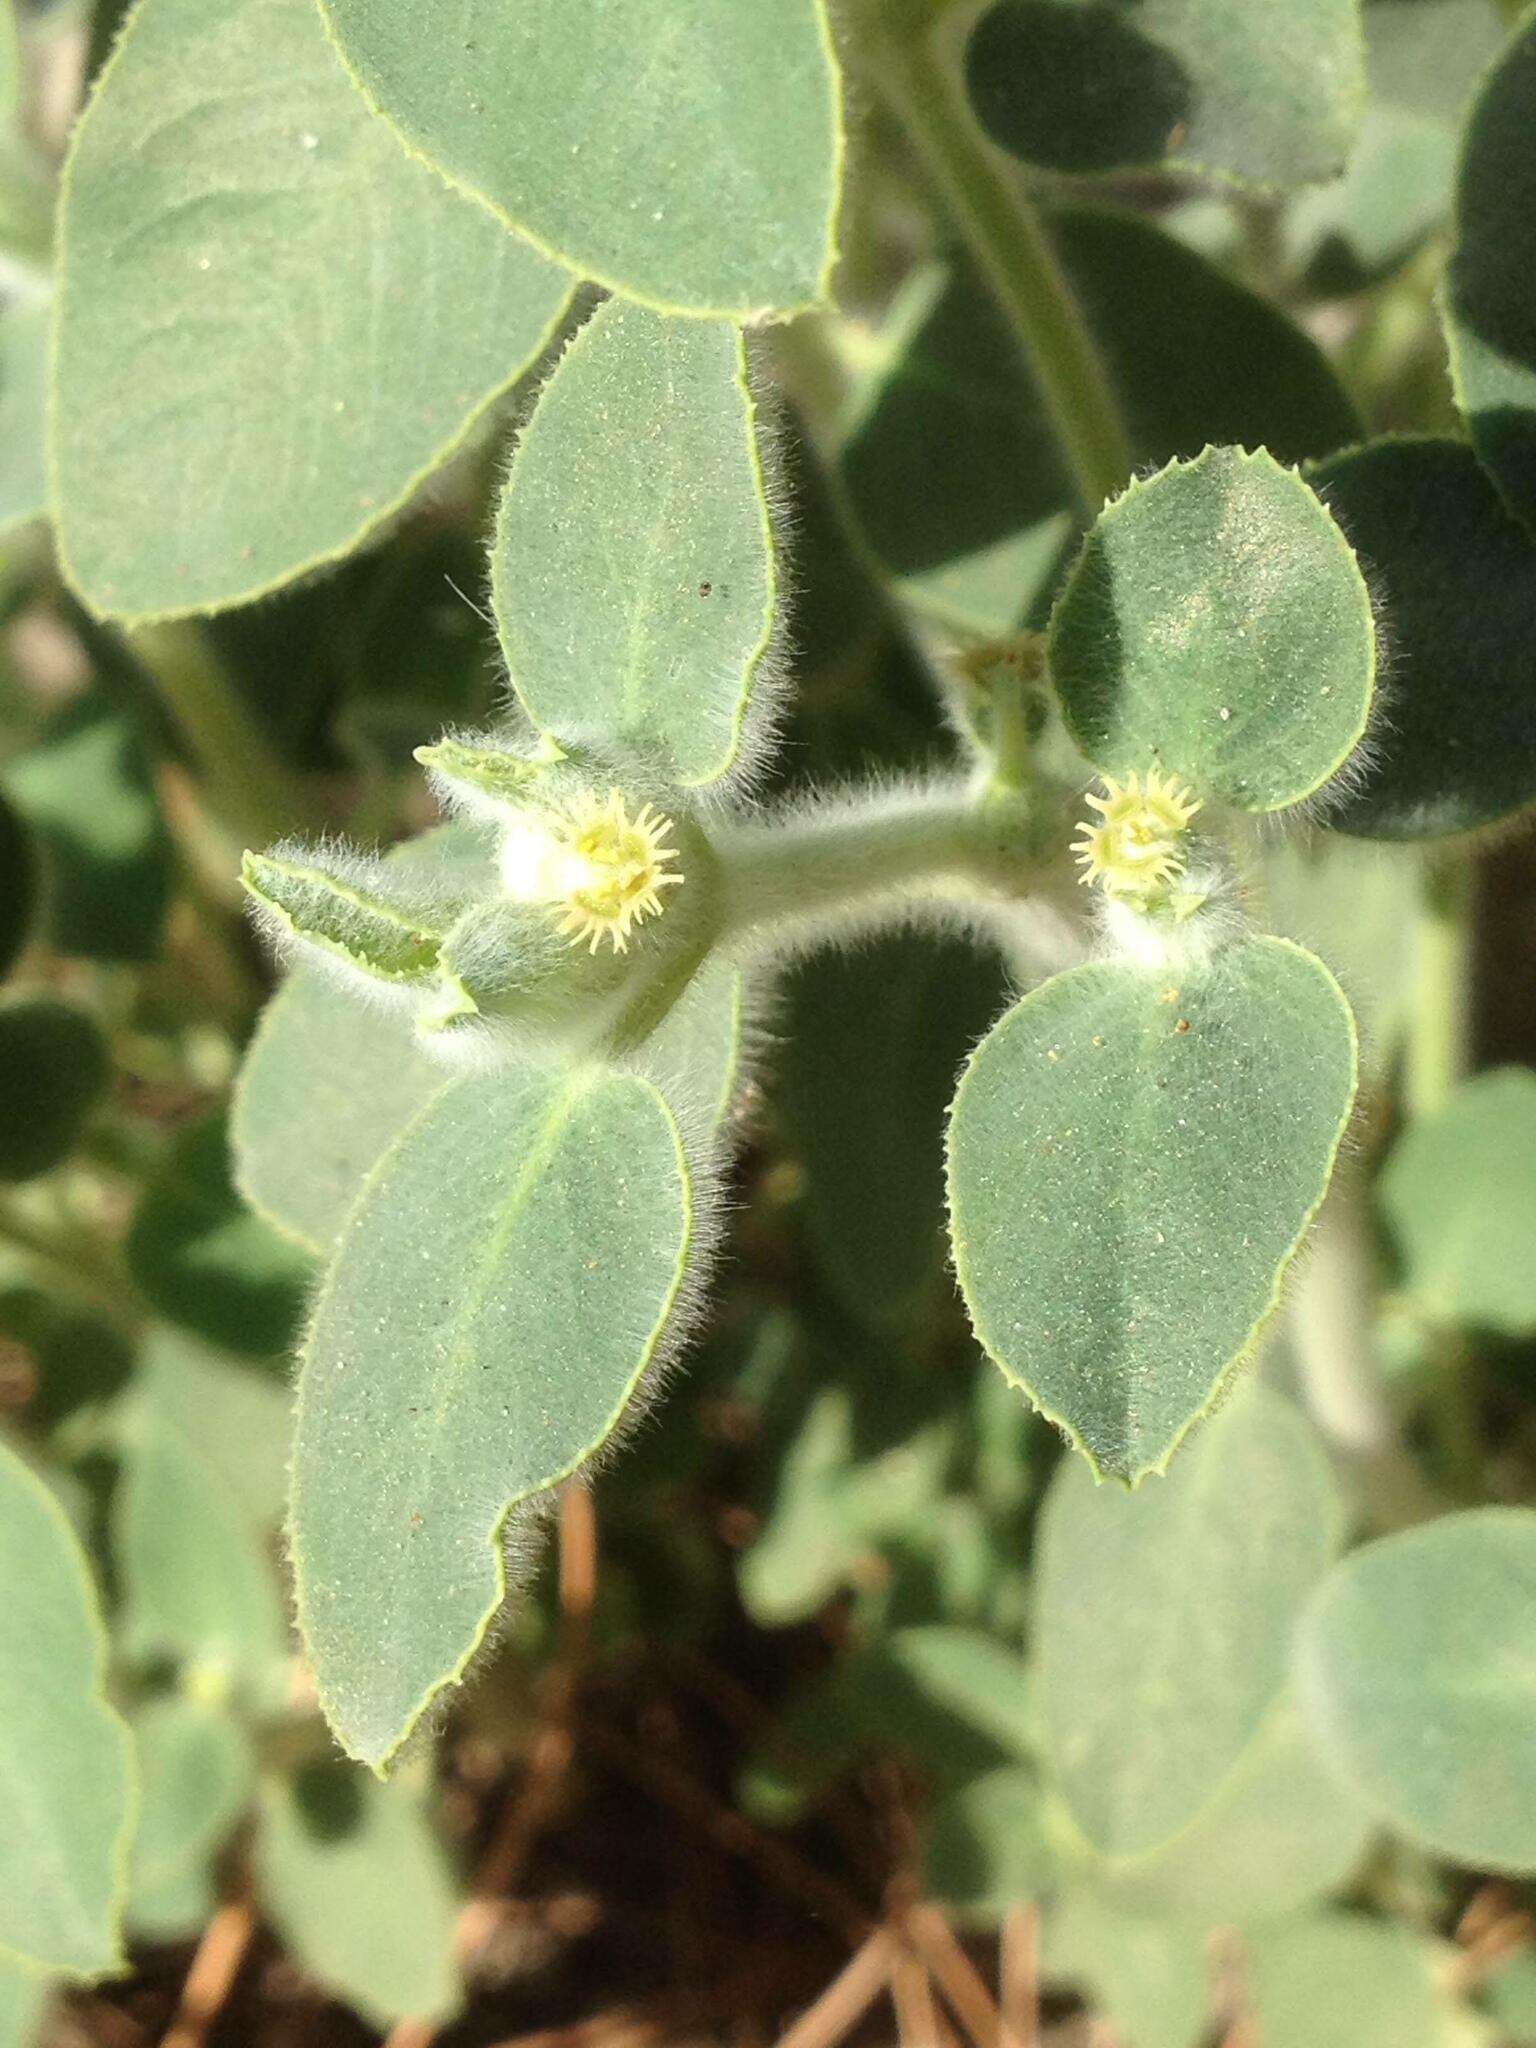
315, 0, 844, 319
256, 1772, 460, 2028
291, 1065, 692, 1769
50, 0, 573, 622
946, 935, 1358, 1482
1298, 1507, 1536, 1874
1036, 1383, 1343, 1859
1049, 446, 1375, 811
966, 0, 1365, 191
127, 1698, 255, 1940
493, 299, 778, 787
0, 1441, 134, 1976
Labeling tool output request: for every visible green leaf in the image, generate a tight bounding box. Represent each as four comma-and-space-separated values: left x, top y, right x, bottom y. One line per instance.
126, 1113, 313, 1358
1047, 1890, 1210, 2048
966, 0, 1363, 188
0, 1000, 109, 1182
51, 0, 572, 622
241, 848, 454, 990
1443, 12, 1536, 538
127, 1698, 255, 1940
314, 0, 843, 320
256, 1764, 459, 2028
136, 1332, 292, 1530
1306, 438, 1536, 838
1049, 446, 1375, 811
0, 1959, 49, 2048
840, 207, 1360, 638
1095, 1694, 1374, 1925
2, 693, 172, 963
946, 936, 1358, 1481
1380, 1068, 1536, 1336
1034, 1384, 1342, 1858
292, 1064, 692, 1769
1245, 1914, 1452, 2048
1298, 1507, 1536, 1873
114, 1408, 289, 1700
0, 286, 47, 536
0, 1440, 133, 1975
780, 933, 1006, 1330
1259, 834, 1417, 1077
0, 787, 34, 983
1485, 1951, 1536, 2043
492, 301, 778, 786
922, 1767, 1058, 1922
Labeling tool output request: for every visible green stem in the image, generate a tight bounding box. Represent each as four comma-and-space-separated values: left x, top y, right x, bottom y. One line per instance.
860, 4, 1131, 515
1405, 850, 1472, 1122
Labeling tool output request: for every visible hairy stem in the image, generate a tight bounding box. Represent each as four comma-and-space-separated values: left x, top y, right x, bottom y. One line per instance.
860, 4, 1131, 516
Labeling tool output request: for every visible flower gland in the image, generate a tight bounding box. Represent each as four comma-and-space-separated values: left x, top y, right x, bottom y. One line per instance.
1072, 766, 1201, 903
499, 785, 684, 954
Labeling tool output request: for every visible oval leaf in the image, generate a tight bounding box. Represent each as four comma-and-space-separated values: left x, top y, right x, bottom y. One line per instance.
0, 1441, 133, 1974
1308, 438, 1536, 838
292, 1066, 692, 1768
1443, 11, 1536, 537
1049, 446, 1375, 811
52, 0, 572, 621
493, 300, 778, 786
946, 934, 1357, 1480
0, 1000, 109, 1183
966, 0, 1364, 189
1298, 1507, 1536, 1873
1036, 1384, 1343, 1858
315, 0, 843, 319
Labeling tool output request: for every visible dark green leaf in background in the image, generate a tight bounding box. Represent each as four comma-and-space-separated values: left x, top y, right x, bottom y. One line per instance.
315, 0, 844, 319
52, 0, 573, 621
0, 786, 33, 981
965, 0, 1364, 188
0, 1000, 109, 1182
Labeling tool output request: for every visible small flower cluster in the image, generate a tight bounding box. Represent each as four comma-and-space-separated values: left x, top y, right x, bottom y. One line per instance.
1072, 765, 1201, 905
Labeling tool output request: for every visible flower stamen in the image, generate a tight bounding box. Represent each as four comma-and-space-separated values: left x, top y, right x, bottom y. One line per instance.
1072, 766, 1201, 903
500, 786, 684, 954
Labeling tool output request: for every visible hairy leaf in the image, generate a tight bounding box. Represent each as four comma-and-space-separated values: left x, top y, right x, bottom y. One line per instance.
52, 0, 572, 620
947, 937, 1357, 1480
493, 301, 778, 785
241, 848, 452, 989
1049, 446, 1375, 811
315, 0, 843, 319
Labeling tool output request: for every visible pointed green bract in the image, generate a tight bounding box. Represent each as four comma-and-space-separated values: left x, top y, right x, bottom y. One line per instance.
1443, 12, 1536, 538
492, 301, 777, 786
291, 1066, 692, 1769
1298, 1508, 1536, 1873
315, 0, 842, 319
241, 850, 450, 988
1049, 447, 1375, 811
0, 1441, 133, 1975
51, 0, 572, 621
946, 936, 1357, 1481
1035, 1385, 1342, 1858
966, 0, 1364, 189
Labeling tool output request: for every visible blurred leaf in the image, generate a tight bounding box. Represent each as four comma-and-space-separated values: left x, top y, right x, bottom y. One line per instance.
841, 208, 1360, 636
1443, 12, 1536, 538
127, 1697, 255, 1939
1047, 1889, 1209, 2048
0, 287, 46, 537
1035, 1384, 1342, 1858
52, 0, 572, 621
1246, 1914, 1452, 2048
923, 1767, 1057, 1922
0, 786, 33, 982
0, 1439, 133, 1974
1307, 438, 1536, 838
114, 1407, 289, 1699
965, 0, 1363, 187
1485, 1952, 1536, 2043
0, 1289, 133, 1433
256, 1763, 460, 2028
0, 1959, 48, 2048
947, 940, 1357, 1481
2, 693, 172, 963
1096, 1694, 1374, 1925
316, 0, 843, 319
1380, 1068, 1536, 1335
135, 1331, 291, 1529
780, 932, 1005, 1329
1298, 1508, 1536, 1873
1050, 447, 1375, 811
292, 1066, 691, 1769
0, 1000, 109, 1181
492, 300, 777, 785
1259, 833, 1417, 1075
127, 1114, 313, 1357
